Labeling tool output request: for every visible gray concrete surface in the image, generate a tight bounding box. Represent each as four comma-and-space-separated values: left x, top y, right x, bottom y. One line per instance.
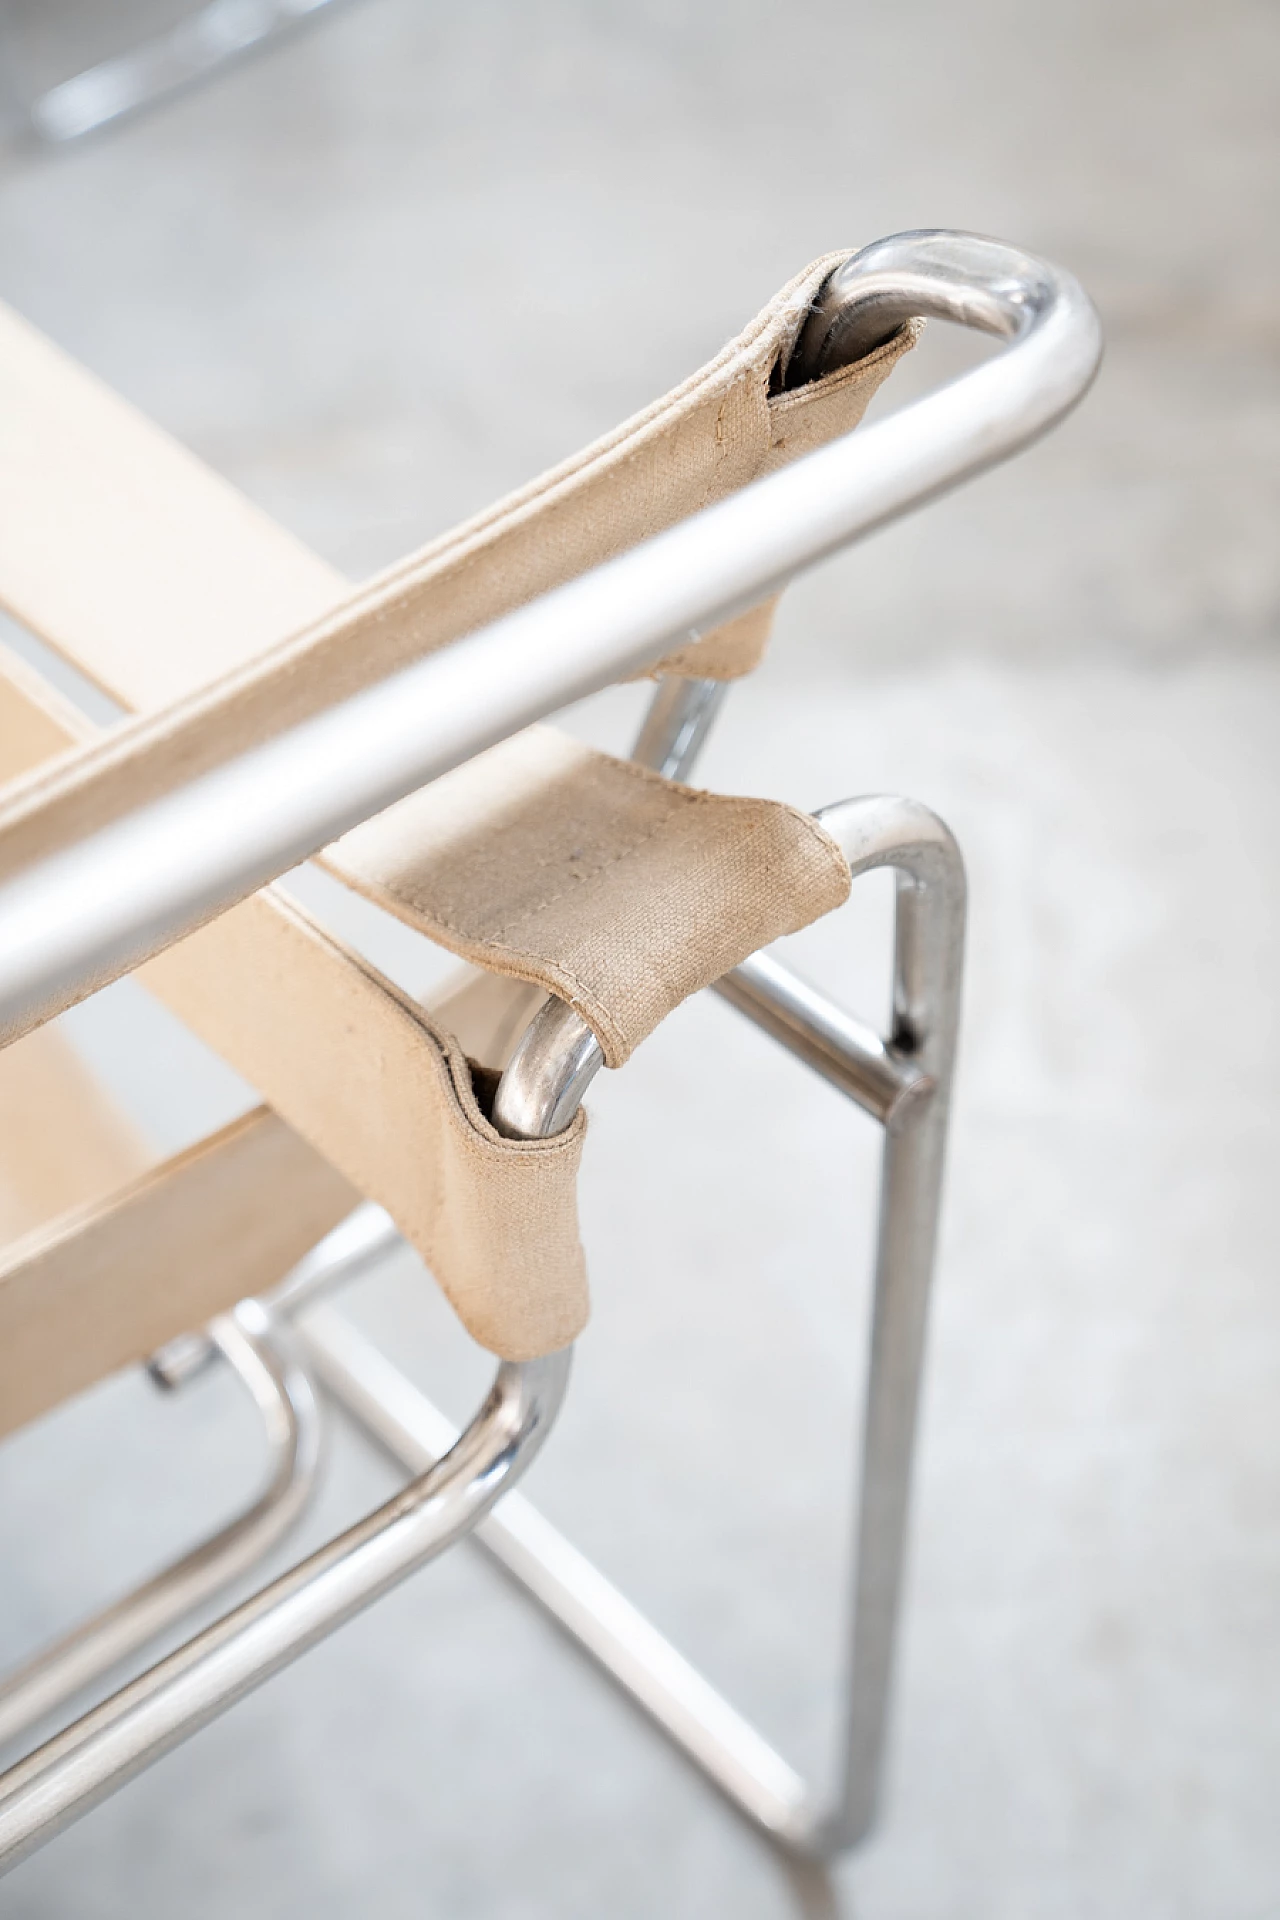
0, 1, 1277, 1914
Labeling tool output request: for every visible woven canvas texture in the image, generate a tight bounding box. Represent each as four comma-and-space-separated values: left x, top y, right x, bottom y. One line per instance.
0, 261, 911, 1358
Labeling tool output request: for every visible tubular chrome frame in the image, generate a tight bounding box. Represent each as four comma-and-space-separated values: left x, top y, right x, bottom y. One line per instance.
306, 793, 964, 1859
0, 230, 1088, 1871
0, 232, 1100, 1044
0, 1301, 320, 1754
629, 675, 729, 782
0, 1337, 570, 1873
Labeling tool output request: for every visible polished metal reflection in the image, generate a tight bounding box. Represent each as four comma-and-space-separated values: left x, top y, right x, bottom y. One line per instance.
478, 791, 964, 1857
0, 228, 1080, 1867
713, 949, 933, 1131
298, 1305, 816, 1839
0, 1340, 570, 1874
0, 233, 1099, 1046
30, 0, 346, 144
0, 1301, 320, 1752
491, 996, 604, 1140
784, 227, 1061, 387
631, 676, 729, 781
0, 793, 961, 1864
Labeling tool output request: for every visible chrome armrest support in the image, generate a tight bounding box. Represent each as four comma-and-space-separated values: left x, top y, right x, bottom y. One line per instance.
480, 792, 964, 1857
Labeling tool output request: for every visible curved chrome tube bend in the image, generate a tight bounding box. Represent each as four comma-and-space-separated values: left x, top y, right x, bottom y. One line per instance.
493, 792, 966, 1151
0, 1300, 320, 1752
492, 996, 605, 1141
0, 1344, 570, 1875
785, 227, 1072, 386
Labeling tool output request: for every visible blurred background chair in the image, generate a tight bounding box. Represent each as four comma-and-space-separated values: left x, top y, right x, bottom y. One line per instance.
3, 0, 351, 143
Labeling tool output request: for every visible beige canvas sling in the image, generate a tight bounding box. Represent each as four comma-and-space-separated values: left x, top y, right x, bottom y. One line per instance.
0, 256, 915, 1390
0, 255, 916, 886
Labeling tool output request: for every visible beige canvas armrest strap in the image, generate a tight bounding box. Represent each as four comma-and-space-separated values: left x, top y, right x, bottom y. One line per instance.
0, 261, 910, 713
0, 647, 845, 1356
0, 267, 889, 1356
0, 265, 916, 880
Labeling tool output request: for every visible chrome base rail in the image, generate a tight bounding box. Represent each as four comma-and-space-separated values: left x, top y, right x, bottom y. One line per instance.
0, 1300, 320, 1753
0, 1345, 570, 1875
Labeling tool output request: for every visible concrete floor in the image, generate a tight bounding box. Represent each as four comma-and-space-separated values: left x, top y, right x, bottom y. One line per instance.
0, 1, 1277, 1914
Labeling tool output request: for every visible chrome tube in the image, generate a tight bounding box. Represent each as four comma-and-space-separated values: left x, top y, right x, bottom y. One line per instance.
630, 676, 729, 781
479, 792, 964, 1858
810, 795, 965, 1850
297, 1305, 817, 1845
0, 1301, 320, 1752
712, 950, 933, 1131
147, 1205, 404, 1392
491, 997, 604, 1140
784, 229, 1051, 386
0, 233, 1099, 1044
0, 1347, 570, 1874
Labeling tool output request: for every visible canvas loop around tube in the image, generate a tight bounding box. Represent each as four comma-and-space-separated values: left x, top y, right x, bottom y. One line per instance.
0, 258, 916, 1365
